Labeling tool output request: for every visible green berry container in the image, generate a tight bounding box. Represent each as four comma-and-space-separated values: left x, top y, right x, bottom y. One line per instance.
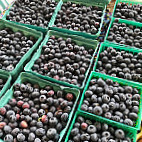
49, 0, 107, 39
0, 72, 80, 142
112, 0, 142, 22
65, 111, 137, 142
24, 30, 98, 90
94, 42, 142, 85
105, 17, 142, 49
2, 0, 61, 33
0, 19, 43, 80
78, 71, 142, 131
0, 71, 11, 99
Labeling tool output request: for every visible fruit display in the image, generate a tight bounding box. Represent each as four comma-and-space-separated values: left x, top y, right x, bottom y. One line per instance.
66, 112, 134, 142
1, 0, 142, 141
0, 19, 42, 79
53, 1, 103, 36
95, 44, 142, 83
80, 72, 142, 128
0, 72, 79, 142
6, 0, 57, 28
107, 18, 142, 48
0, 27, 36, 72
25, 30, 97, 89
114, 2, 142, 22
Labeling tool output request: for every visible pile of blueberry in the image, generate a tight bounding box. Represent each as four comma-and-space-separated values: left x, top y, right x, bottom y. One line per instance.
114, 2, 142, 22
0, 79, 6, 92
81, 77, 140, 127
0, 82, 75, 142
68, 116, 131, 141
96, 46, 142, 83
6, 0, 57, 28
107, 19, 142, 48
32, 36, 94, 87
54, 2, 103, 35
0, 28, 36, 71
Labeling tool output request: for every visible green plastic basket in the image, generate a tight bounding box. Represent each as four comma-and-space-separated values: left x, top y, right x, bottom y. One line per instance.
24, 30, 98, 90
0, 70, 11, 99
0, 72, 80, 142
65, 111, 137, 142
2, 0, 61, 33
78, 71, 142, 131
112, 0, 142, 22
105, 17, 142, 49
49, 0, 106, 39
0, 19, 43, 80
94, 42, 142, 85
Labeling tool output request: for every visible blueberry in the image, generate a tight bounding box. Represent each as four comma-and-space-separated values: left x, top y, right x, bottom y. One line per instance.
115, 129, 125, 139
112, 115, 120, 122
22, 129, 30, 135
96, 87, 103, 93
109, 102, 116, 110
129, 112, 138, 120
124, 119, 133, 126
93, 106, 103, 116
102, 123, 108, 131
49, 117, 58, 126
85, 90, 93, 97
6, 110, 15, 118
38, 109, 45, 116
77, 116, 85, 123
87, 125, 96, 134
119, 103, 126, 111
17, 133, 25, 142
56, 123, 63, 132
133, 94, 140, 101
36, 128, 45, 136
73, 134, 80, 142
102, 104, 109, 112
4, 125, 12, 134
132, 100, 139, 106
39, 95, 46, 102
104, 112, 112, 119
11, 128, 20, 137
71, 128, 79, 136
47, 128, 57, 139
4, 134, 13, 142
97, 78, 106, 87
90, 133, 98, 141
132, 106, 139, 113
61, 113, 68, 122
102, 131, 111, 138
81, 104, 88, 111
91, 95, 97, 103
34, 138, 41, 142
102, 94, 110, 103
80, 133, 90, 141
125, 86, 133, 93
36, 122, 43, 128
30, 126, 37, 133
